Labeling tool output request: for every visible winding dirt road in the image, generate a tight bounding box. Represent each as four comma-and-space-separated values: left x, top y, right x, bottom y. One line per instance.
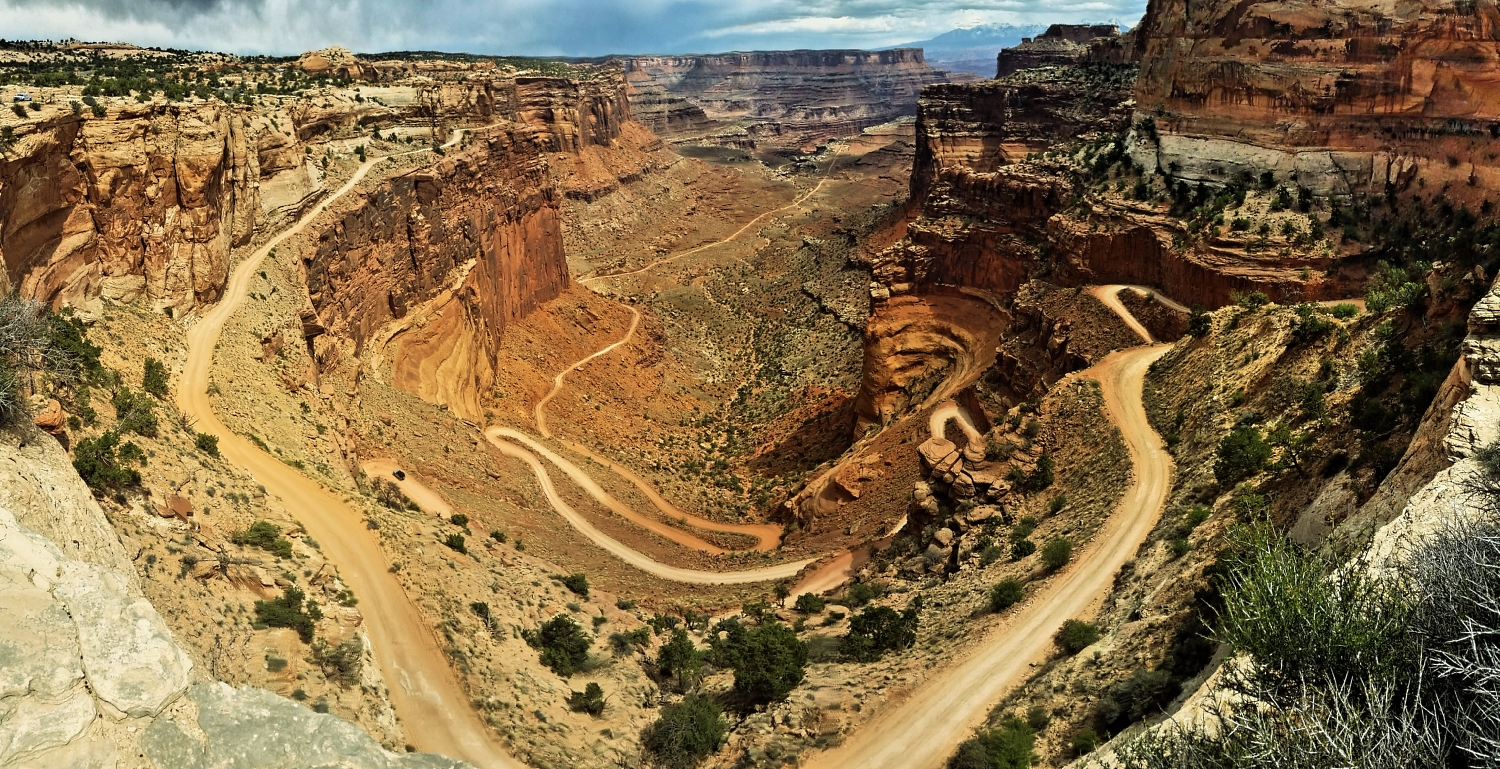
178, 134, 523, 769
803, 326, 1174, 769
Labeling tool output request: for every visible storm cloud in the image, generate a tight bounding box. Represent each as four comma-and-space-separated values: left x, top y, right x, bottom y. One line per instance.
0, 0, 1146, 56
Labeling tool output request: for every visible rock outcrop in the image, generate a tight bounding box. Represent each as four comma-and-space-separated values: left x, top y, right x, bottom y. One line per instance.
0, 435, 466, 768
0, 105, 259, 312
623, 49, 946, 147
996, 24, 1122, 77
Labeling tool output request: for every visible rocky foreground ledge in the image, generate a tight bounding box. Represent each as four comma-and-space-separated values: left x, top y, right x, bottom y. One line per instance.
0, 440, 469, 769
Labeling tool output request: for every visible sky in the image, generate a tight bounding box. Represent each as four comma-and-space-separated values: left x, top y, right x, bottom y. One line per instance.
0, 0, 1148, 57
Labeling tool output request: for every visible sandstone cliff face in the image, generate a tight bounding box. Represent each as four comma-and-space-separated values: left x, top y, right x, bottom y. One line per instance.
0, 104, 259, 312
624, 49, 946, 147
414, 71, 632, 152
1131, 0, 1500, 198
303, 125, 568, 420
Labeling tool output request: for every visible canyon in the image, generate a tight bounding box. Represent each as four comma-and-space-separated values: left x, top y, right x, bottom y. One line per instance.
623, 49, 946, 148
4, 5, 1500, 769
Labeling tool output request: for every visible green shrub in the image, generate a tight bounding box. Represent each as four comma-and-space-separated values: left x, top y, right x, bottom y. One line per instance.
1021, 454, 1054, 492
233, 521, 294, 559
641, 693, 727, 769
1330, 303, 1359, 319
608, 627, 651, 657
1047, 495, 1067, 515
656, 628, 703, 691
310, 637, 363, 685
1055, 619, 1100, 655
989, 578, 1025, 613
717, 621, 806, 705
841, 605, 919, 662
947, 717, 1037, 769
10, 104, 24, 118
443, 533, 466, 554
1011, 517, 1038, 541
842, 581, 884, 607
525, 615, 592, 677
72, 431, 140, 489
793, 593, 826, 613
1186, 307, 1212, 337
1213, 426, 1269, 485
567, 682, 606, 715
1041, 537, 1072, 570
561, 573, 589, 597
1070, 728, 1100, 756
1011, 539, 1036, 560
490, 529, 507, 543
255, 585, 318, 642
194, 432, 220, 458
1233, 290, 1269, 309
110, 386, 158, 437
1169, 538, 1193, 558
141, 357, 168, 397
1215, 528, 1416, 692
1095, 669, 1180, 731
449, 513, 468, 527
1025, 705, 1050, 731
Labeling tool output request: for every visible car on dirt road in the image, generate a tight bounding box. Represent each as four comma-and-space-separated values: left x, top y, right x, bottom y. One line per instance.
392, 469, 405, 481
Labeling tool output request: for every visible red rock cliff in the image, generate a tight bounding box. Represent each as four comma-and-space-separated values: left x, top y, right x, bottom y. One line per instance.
1131, 0, 1500, 198
0, 103, 259, 311
302, 124, 568, 419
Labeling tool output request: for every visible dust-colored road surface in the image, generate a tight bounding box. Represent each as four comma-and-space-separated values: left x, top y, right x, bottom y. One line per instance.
802, 340, 1174, 769
485, 427, 816, 584
178, 134, 524, 769
580, 146, 842, 283
1092, 284, 1159, 344
929, 402, 985, 447
360, 459, 453, 517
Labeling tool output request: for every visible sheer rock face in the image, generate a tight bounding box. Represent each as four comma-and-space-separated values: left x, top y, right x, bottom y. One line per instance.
302, 125, 568, 421
623, 49, 946, 147
1132, 0, 1500, 198
0, 104, 259, 312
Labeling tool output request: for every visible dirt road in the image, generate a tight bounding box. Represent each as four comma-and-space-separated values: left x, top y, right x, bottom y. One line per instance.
178, 134, 523, 769
360, 459, 454, 517
802, 341, 1174, 769
485, 427, 816, 584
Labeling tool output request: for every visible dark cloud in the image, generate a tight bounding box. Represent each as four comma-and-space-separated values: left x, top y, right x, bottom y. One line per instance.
0, 0, 1146, 56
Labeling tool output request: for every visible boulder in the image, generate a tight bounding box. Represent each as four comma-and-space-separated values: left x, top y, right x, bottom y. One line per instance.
934, 528, 955, 547
951, 472, 977, 498
917, 437, 958, 471
31, 399, 65, 434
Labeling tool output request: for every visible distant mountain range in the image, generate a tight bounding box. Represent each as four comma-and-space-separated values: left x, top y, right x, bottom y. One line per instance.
886, 24, 1048, 77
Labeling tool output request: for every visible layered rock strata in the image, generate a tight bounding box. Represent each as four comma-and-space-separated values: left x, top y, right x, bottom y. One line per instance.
624, 49, 945, 147
1131, 0, 1500, 200
303, 124, 569, 420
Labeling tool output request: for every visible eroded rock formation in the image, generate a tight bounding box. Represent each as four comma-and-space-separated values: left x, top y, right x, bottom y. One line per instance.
0, 105, 259, 311
0, 435, 464, 769
996, 24, 1122, 77
624, 49, 946, 147
303, 125, 568, 420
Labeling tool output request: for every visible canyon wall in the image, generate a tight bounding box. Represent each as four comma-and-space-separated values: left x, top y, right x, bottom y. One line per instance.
0, 104, 259, 312
302, 124, 568, 420
0, 68, 630, 316
623, 49, 946, 147
1131, 0, 1500, 199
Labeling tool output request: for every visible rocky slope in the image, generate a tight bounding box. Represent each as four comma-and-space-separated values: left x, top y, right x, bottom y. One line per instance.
0, 432, 465, 769
624, 49, 946, 148
996, 24, 1123, 78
